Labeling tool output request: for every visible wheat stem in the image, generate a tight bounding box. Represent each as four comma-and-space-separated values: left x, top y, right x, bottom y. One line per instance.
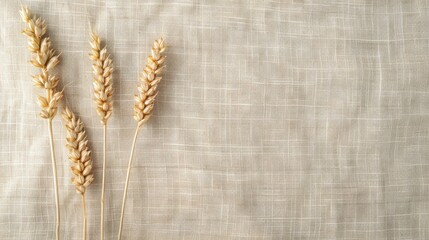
20, 7, 63, 238
48, 119, 60, 240
81, 194, 87, 240
101, 124, 106, 240
89, 32, 113, 240
62, 107, 94, 240
118, 38, 166, 239
118, 125, 140, 240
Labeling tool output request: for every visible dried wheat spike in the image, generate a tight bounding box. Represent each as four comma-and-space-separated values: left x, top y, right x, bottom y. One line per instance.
89, 32, 113, 125
133, 38, 166, 127
62, 107, 94, 194
20, 6, 63, 119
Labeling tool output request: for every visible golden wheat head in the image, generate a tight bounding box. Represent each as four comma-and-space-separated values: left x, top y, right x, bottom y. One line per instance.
133, 38, 166, 127
62, 107, 94, 194
89, 32, 113, 125
20, 6, 63, 120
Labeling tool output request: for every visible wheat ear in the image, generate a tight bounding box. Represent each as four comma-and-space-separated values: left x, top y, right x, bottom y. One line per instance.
62, 107, 94, 240
118, 38, 166, 240
89, 32, 113, 240
20, 6, 63, 239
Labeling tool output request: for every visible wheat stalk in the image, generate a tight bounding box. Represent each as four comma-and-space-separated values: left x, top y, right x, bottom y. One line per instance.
89, 32, 113, 240
118, 38, 166, 240
20, 6, 63, 239
62, 107, 94, 240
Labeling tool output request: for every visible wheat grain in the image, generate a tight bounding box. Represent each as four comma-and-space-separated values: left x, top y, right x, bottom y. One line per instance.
20, 6, 62, 239
89, 31, 113, 240
118, 38, 166, 240
62, 107, 94, 240
89, 32, 113, 125
20, 6, 63, 119
133, 37, 166, 127
62, 107, 94, 194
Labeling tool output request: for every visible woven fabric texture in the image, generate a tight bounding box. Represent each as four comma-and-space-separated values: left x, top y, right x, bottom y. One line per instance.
1, 0, 429, 239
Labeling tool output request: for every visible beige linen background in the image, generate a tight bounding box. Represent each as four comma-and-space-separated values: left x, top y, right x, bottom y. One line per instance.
1, 0, 429, 239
